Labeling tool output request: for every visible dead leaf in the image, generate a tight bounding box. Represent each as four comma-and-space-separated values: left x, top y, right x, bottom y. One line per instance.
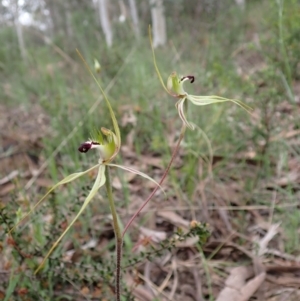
35, 177, 53, 188
80, 286, 90, 295
139, 226, 167, 243
216, 266, 265, 301
0, 183, 17, 196
125, 273, 154, 301
157, 211, 190, 229
256, 223, 281, 256
0, 170, 19, 185
267, 275, 300, 287
141, 155, 163, 168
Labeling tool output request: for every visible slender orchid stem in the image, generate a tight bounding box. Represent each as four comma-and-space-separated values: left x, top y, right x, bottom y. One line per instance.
122, 125, 187, 237
105, 167, 122, 301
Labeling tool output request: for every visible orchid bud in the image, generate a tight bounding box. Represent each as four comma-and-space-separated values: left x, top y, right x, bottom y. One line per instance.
94, 59, 101, 73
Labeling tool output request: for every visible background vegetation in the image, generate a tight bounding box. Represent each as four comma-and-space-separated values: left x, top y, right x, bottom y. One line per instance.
0, 0, 300, 300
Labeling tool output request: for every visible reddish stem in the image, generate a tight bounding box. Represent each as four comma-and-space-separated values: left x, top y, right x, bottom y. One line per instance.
122, 125, 186, 237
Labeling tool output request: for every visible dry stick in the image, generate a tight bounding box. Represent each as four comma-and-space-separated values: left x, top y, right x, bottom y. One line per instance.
105, 167, 122, 301
122, 125, 187, 237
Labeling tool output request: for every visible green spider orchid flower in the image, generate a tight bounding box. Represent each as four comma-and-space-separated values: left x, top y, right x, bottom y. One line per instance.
10, 125, 160, 275
9, 51, 162, 274
166, 72, 252, 130
149, 26, 252, 130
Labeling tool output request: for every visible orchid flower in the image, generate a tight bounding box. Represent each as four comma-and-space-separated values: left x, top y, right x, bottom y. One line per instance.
9, 51, 162, 274
149, 26, 252, 130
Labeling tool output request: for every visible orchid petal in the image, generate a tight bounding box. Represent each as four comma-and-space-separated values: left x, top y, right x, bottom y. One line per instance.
90, 128, 104, 144
176, 98, 194, 130
9, 164, 101, 235
101, 128, 119, 161
107, 163, 165, 195
76, 50, 121, 157
149, 26, 173, 96
94, 59, 101, 73
35, 164, 106, 274
188, 95, 253, 113
167, 74, 173, 92
168, 72, 187, 96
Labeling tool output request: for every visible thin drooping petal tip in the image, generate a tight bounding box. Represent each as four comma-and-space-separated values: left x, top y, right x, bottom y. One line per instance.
181, 75, 195, 84
78, 141, 100, 153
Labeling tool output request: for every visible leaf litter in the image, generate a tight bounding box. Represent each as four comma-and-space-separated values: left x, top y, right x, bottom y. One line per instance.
1, 76, 300, 299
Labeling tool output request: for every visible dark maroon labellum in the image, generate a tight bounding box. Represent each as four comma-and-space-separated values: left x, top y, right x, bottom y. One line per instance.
181, 75, 195, 84
78, 142, 92, 153
78, 141, 100, 153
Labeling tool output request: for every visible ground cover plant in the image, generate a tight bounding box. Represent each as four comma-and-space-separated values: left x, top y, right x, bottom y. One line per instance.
1, 0, 300, 300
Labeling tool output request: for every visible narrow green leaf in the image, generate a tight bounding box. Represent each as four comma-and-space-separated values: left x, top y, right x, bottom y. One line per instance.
35, 164, 106, 274
76, 50, 121, 156
9, 164, 101, 235
4, 273, 20, 301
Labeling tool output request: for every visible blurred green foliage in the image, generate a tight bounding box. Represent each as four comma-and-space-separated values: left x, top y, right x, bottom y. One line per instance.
1, 0, 300, 299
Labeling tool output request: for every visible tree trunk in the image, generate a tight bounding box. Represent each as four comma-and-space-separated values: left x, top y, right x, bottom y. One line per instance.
13, 0, 27, 61
235, 0, 245, 10
64, 1, 73, 39
44, 0, 65, 38
118, 0, 127, 22
129, 0, 140, 39
150, 0, 167, 48
98, 0, 113, 47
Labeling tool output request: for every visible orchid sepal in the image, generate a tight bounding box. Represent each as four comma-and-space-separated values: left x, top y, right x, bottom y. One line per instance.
187, 95, 253, 113
35, 164, 106, 273
8, 163, 101, 236
175, 98, 194, 130
107, 163, 165, 195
